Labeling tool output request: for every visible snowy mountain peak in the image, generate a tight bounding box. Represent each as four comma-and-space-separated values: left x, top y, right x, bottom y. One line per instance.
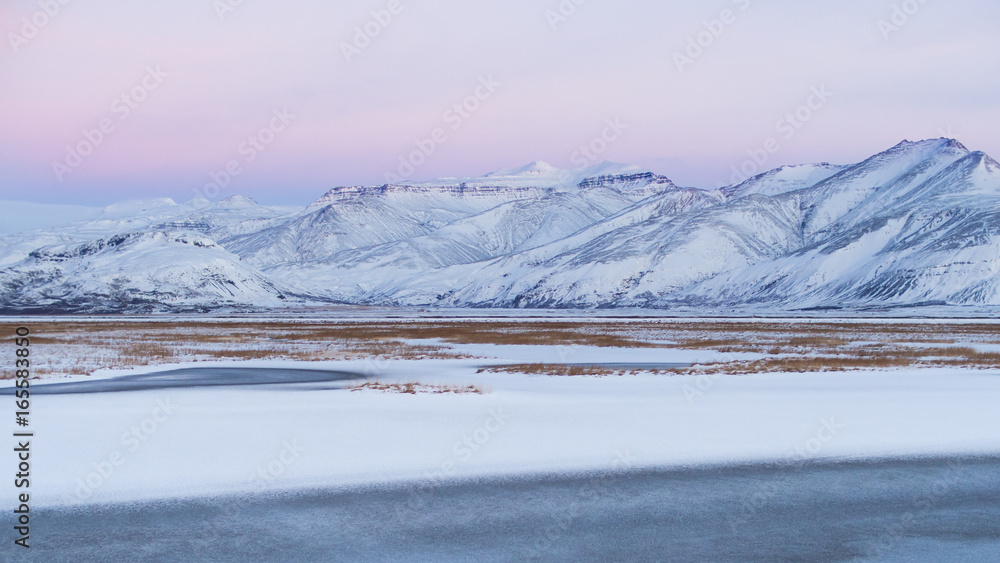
941, 138, 969, 152
576, 171, 677, 194
6, 138, 1000, 312
102, 198, 179, 216
490, 161, 560, 177
185, 197, 212, 208
575, 160, 645, 178
885, 138, 970, 158
307, 161, 675, 209
723, 163, 846, 199
969, 151, 1000, 171
217, 195, 262, 208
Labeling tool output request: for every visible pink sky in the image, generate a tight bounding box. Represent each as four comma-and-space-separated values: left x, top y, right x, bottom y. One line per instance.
1, 0, 998, 206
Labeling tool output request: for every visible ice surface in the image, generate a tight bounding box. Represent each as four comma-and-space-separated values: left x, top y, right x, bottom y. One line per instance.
11, 344, 1000, 508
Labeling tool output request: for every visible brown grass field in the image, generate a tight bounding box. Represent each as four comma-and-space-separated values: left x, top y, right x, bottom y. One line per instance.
350, 381, 488, 395
2, 318, 1000, 379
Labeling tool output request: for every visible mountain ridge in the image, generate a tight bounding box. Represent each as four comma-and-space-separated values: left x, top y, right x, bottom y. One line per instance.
3, 138, 999, 313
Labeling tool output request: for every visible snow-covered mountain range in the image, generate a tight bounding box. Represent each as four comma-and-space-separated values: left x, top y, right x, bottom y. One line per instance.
3, 138, 999, 313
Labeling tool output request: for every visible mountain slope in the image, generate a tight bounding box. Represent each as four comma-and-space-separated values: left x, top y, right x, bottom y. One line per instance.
2, 140, 1000, 312
0, 231, 294, 312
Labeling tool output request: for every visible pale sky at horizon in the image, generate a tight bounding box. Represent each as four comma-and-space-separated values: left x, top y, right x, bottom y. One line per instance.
1, 0, 998, 206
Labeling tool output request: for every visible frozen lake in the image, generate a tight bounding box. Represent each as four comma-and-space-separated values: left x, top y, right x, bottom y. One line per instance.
3, 367, 366, 395
26, 456, 1000, 562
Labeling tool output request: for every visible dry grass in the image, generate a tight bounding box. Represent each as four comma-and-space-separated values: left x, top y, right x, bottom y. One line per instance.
482, 364, 616, 377
0, 318, 662, 379
349, 381, 488, 395
669, 345, 1000, 376
478, 364, 672, 377
2, 318, 1000, 379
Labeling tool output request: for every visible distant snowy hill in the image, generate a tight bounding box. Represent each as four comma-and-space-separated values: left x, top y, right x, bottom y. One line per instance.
3, 139, 1000, 312
0, 201, 104, 234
